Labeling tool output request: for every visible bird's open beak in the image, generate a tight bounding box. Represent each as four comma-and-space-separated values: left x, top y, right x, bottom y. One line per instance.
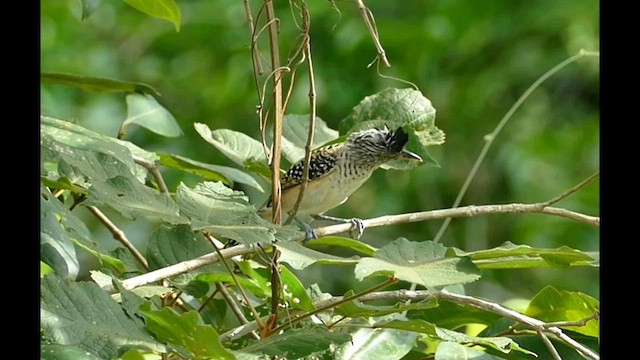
400, 149, 423, 162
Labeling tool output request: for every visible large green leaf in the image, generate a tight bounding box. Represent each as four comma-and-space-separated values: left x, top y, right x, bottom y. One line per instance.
41, 73, 160, 97
239, 327, 351, 358
123, 93, 183, 137
41, 188, 84, 279
276, 241, 361, 270
194, 123, 266, 167
408, 301, 501, 331
376, 319, 535, 356
139, 303, 234, 359
280, 114, 339, 163
308, 236, 378, 256
448, 241, 598, 269
525, 286, 599, 337
158, 153, 264, 192
196, 272, 269, 299
434, 342, 505, 360
41, 275, 165, 359
123, 0, 181, 32
339, 88, 445, 168
176, 181, 299, 244
88, 175, 186, 223
41, 344, 103, 360
146, 224, 213, 270
41, 116, 157, 183
354, 238, 481, 288
334, 318, 417, 360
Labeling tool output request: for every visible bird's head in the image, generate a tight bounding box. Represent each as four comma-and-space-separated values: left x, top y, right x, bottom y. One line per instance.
345, 127, 422, 166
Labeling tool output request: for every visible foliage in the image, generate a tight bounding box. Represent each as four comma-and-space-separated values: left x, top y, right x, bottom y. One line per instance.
41, 1, 598, 359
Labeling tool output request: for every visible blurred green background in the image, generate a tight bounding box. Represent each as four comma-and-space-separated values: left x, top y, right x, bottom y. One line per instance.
41, 0, 599, 302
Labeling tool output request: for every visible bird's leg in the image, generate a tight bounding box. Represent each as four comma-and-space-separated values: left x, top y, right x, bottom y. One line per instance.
312, 214, 366, 240
293, 217, 318, 243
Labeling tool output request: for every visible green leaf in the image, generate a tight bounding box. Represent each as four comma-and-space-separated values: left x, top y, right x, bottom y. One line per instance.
41, 275, 165, 359
336, 294, 438, 318
196, 273, 269, 299
334, 315, 417, 360
525, 286, 599, 337
194, 123, 266, 167
123, 0, 181, 32
88, 175, 186, 223
408, 301, 501, 331
280, 114, 339, 163
146, 224, 213, 270
435, 342, 505, 360
176, 182, 299, 244
280, 265, 316, 312
158, 153, 264, 192
73, 240, 127, 273
41, 175, 89, 195
41, 73, 160, 97
80, 0, 101, 20
41, 261, 55, 277
41, 344, 103, 360
123, 93, 183, 137
376, 319, 535, 356
448, 241, 598, 269
240, 327, 351, 358
276, 241, 360, 270
41, 116, 157, 184
339, 88, 445, 168
355, 238, 481, 288
308, 236, 378, 256
139, 303, 234, 359
41, 193, 80, 279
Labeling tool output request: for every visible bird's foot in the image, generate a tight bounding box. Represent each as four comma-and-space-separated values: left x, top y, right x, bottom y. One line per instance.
294, 217, 318, 243
312, 214, 366, 240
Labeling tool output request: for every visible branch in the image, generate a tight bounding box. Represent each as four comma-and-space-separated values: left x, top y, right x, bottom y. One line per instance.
355, 0, 391, 68
215, 283, 261, 340
132, 155, 169, 197
86, 205, 149, 270
265, 0, 284, 225
433, 50, 600, 243
119, 201, 598, 291
286, 4, 316, 224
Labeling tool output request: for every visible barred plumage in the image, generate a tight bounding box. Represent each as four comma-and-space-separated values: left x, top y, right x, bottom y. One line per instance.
259, 127, 422, 220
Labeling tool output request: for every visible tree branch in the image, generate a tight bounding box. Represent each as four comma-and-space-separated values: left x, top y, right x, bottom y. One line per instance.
132, 155, 169, 197
86, 205, 149, 270
119, 201, 598, 291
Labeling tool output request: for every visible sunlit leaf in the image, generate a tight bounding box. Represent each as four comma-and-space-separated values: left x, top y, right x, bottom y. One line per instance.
41, 73, 160, 96
158, 153, 264, 192
41, 275, 165, 359
195, 123, 266, 167
355, 238, 481, 288
123, 0, 181, 32
123, 93, 183, 137
525, 286, 599, 337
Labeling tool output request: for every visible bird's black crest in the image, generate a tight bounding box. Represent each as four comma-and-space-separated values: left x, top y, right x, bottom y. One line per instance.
386, 127, 409, 152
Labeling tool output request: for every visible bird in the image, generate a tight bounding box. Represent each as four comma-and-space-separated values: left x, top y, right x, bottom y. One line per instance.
258, 126, 423, 240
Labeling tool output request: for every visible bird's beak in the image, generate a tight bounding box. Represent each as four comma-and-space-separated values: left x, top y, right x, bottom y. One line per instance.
400, 149, 423, 162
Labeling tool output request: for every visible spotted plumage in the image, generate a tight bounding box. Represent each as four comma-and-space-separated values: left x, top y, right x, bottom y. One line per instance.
260, 127, 422, 219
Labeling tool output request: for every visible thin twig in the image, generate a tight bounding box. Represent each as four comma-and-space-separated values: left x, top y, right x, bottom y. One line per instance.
268, 277, 398, 335
437, 291, 599, 360
132, 155, 169, 197
433, 50, 600, 243
215, 283, 261, 340
205, 232, 265, 330
543, 311, 599, 329
541, 171, 599, 207
243, 0, 263, 75
86, 205, 149, 270
265, 0, 284, 225
537, 329, 563, 360
119, 201, 598, 291
355, 0, 391, 68
286, 4, 316, 225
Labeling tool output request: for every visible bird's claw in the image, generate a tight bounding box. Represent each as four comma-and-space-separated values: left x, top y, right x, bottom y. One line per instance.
348, 218, 365, 240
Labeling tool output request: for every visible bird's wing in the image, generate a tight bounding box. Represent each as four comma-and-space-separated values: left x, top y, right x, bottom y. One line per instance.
281, 144, 341, 191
